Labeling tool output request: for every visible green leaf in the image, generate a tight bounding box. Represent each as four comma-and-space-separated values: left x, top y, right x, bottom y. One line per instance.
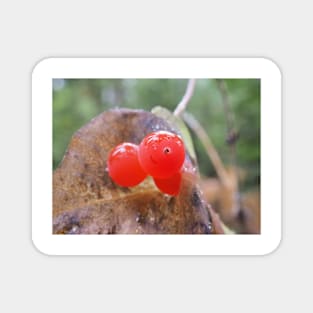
151, 106, 197, 162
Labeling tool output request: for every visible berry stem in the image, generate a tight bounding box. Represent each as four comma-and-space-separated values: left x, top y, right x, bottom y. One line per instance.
173, 79, 197, 117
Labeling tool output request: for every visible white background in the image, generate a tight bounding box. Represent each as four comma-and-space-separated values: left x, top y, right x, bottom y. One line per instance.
32, 58, 281, 255
1, 0, 311, 312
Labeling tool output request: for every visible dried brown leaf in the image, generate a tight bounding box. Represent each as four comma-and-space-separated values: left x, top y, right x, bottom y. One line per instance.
53, 108, 221, 234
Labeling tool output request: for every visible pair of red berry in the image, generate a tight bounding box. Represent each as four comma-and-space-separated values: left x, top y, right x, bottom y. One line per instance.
107, 131, 185, 195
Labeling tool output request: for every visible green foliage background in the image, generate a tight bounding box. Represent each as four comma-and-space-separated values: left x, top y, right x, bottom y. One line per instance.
53, 79, 260, 191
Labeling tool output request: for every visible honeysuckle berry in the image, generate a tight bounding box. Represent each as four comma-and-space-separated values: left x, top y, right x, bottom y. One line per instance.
138, 131, 185, 179
107, 142, 147, 187
153, 171, 182, 196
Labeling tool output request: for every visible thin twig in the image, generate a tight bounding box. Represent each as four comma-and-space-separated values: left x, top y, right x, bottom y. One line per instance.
216, 80, 236, 135
216, 79, 241, 214
183, 112, 230, 187
173, 79, 196, 117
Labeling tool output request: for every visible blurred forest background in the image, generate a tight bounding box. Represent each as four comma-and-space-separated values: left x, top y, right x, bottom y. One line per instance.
53, 79, 260, 233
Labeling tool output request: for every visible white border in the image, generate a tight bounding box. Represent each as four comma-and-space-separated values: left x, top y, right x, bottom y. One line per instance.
32, 58, 281, 255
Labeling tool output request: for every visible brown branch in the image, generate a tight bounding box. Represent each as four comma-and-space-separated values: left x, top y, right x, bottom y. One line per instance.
216, 79, 241, 215
182, 112, 230, 187
216, 80, 236, 135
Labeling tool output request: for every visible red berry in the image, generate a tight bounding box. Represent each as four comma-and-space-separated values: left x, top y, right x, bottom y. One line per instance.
107, 143, 147, 187
138, 131, 185, 179
153, 171, 182, 196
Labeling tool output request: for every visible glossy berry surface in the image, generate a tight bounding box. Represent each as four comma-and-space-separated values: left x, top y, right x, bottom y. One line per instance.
138, 131, 185, 179
107, 143, 147, 187
153, 171, 182, 196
